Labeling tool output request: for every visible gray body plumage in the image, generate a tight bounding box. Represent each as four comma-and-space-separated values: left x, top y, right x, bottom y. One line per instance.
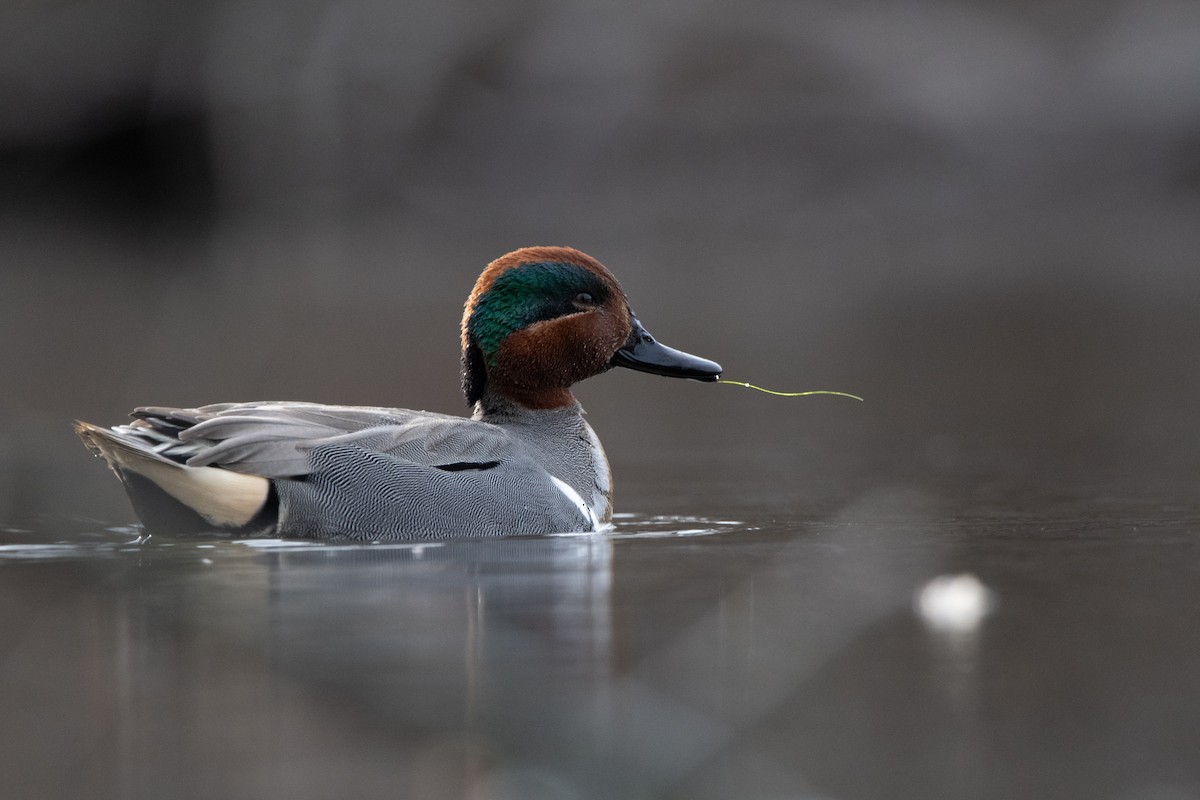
93, 400, 612, 540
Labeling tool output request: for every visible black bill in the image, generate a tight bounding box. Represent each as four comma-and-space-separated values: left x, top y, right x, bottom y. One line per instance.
610, 314, 722, 381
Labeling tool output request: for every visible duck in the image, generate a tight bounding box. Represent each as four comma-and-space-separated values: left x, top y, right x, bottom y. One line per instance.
75, 246, 722, 540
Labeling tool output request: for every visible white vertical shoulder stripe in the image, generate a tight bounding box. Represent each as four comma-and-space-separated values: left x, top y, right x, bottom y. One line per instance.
549, 475, 600, 531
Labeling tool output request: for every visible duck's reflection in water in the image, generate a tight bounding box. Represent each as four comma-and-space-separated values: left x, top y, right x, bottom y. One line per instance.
244, 535, 615, 715
68, 534, 619, 798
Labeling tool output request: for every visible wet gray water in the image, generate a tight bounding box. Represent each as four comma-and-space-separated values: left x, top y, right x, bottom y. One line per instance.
5, 478, 1200, 800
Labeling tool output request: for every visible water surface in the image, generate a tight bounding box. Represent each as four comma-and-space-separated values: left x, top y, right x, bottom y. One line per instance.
4, 497, 1199, 800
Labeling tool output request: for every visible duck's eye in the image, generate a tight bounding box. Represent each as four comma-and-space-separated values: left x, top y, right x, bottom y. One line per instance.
575, 292, 594, 305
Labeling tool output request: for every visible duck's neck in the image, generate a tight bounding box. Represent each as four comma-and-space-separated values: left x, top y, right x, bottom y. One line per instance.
473, 387, 578, 419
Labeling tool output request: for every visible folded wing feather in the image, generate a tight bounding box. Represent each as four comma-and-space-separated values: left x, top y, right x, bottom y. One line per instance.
131, 402, 525, 480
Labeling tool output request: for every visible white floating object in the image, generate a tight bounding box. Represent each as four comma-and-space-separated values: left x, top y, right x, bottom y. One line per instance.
915, 573, 994, 633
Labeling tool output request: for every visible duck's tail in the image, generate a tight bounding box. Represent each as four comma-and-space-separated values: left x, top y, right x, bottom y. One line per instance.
75, 421, 271, 530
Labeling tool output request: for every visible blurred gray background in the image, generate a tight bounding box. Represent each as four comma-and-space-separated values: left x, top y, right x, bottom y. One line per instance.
4, 4, 1200, 799
2, 0, 1199, 524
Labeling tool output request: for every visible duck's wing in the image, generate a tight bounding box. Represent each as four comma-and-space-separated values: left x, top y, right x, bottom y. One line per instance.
131, 401, 425, 439
126, 402, 521, 479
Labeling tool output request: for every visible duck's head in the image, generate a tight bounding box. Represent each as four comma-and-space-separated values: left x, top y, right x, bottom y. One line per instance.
461, 246, 722, 410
